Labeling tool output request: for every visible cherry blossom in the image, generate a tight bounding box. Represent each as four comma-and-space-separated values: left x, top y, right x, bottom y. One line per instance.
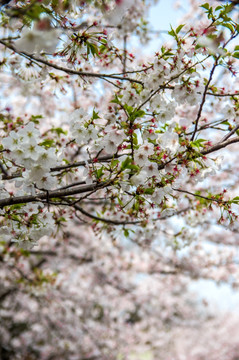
14, 19, 60, 55
0, 1, 239, 359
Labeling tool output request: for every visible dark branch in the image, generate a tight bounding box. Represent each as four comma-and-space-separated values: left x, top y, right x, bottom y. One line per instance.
0, 181, 112, 208
0, 39, 143, 85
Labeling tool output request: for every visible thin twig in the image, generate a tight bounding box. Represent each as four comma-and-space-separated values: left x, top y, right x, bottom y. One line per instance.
221, 124, 239, 142
191, 57, 219, 141
0, 39, 143, 85
123, 34, 127, 73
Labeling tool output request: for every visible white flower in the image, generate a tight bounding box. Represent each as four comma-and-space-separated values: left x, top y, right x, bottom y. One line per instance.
155, 101, 176, 123
14, 20, 60, 55
173, 167, 189, 187
30, 225, 52, 242
134, 151, 150, 167
138, 142, 155, 156
22, 203, 44, 216
121, 87, 138, 107
17, 63, 40, 82
134, 142, 154, 167
36, 174, 57, 190
172, 82, 203, 106
130, 170, 148, 186
37, 148, 58, 170
40, 212, 55, 227
83, 162, 94, 184
18, 122, 40, 141
145, 69, 165, 90
197, 36, 224, 56
222, 104, 236, 119
142, 129, 158, 141
0, 226, 11, 241
70, 108, 90, 123
85, 124, 98, 141
21, 144, 45, 167
106, 0, 134, 26
179, 118, 191, 129
28, 212, 54, 243
161, 208, 176, 218
70, 109, 95, 145
150, 94, 165, 112
151, 188, 164, 204
3, 123, 41, 162
0, 190, 10, 200
2, 131, 20, 151
140, 89, 151, 103
158, 132, 180, 154
153, 58, 170, 74
28, 164, 49, 183
71, 124, 87, 145
101, 129, 125, 154
142, 162, 159, 178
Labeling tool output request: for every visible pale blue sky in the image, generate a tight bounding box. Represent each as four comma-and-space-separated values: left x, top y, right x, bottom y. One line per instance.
135, 0, 188, 54
149, 0, 184, 30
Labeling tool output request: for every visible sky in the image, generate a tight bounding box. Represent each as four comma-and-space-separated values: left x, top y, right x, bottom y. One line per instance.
149, 0, 183, 31
146, 0, 186, 52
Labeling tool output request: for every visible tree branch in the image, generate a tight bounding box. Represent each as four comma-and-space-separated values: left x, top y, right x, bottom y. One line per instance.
0, 39, 143, 85
201, 136, 239, 155
0, 181, 112, 208
191, 57, 219, 141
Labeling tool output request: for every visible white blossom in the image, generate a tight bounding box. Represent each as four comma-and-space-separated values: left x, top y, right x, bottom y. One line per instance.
14, 21, 60, 55
158, 131, 180, 154
101, 129, 125, 154
130, 170, 148, 186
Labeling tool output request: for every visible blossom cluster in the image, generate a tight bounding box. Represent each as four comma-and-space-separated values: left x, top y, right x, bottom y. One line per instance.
0, 0, 239, 359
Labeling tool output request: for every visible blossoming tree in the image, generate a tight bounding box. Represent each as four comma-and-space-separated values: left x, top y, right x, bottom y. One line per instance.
0, 0, 239, 359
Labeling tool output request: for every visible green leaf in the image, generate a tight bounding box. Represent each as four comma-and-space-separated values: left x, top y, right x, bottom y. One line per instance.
168, 25, 177, 38
20, 249, 30, 257
111, 95, 121, 105
10, 204, 24, 210
92, 109, 100, 120
134, 109, 145, 118
87, 42, 99, 57
124, 229, 129, 237
221, 22, 234, 32
233, 52, 239, 59
39, 139, 55, 147
25, 3, 45, 20
124, 104, 134, 115
51, 127, 68, 136
11, 214, 20, 222
57, 216, 67, 223
127, 164, 139, 172
231, 196, 239, 204
144, 188, 154, 195
111, 159, 119, 168
222, 120, 230, 125
121, 157, 132, 170
30, 114, 42, 124
176, 24, 185, 34
134, 199, 140, 211
96, 167, 104, 179
200, 3, 210, 10
132, 133, 138, 146
191, 139, 206, 149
